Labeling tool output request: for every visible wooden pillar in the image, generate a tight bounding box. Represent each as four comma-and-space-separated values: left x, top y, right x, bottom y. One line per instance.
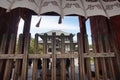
21, 9, 32, 54
0, 8, 7, 79
0, 8, 20, 44
0, 8, 20, 51
110, 16, 120, 79
79, 16, 87, 34
0, 8, 20, 79
111, 16, 120, 51
22, 9, 32, 35
78, 16, 87, 75
18, 9, 32, 77
78, 16, 87, 53
0, 8, 6, 45
90, 16, 120, 79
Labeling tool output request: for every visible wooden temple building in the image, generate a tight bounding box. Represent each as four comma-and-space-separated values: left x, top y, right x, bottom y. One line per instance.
0, 0, 120, 80
39, 30, 77, 52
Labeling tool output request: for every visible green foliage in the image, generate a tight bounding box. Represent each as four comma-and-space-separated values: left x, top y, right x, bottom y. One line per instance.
90, 57, 94, 63
89, 44, 92, 49
29, 38, 43, 54
15, 37, 43, 54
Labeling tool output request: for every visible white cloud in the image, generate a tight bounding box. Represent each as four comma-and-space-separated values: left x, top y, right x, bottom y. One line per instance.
30, 16, 80, 37
17, 16, 92, 44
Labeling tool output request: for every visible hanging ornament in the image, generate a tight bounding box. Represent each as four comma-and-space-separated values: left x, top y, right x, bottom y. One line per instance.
36, 17, 42, 27
58, 16, 62, 24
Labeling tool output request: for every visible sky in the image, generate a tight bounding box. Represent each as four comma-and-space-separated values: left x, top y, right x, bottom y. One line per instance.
18, 16, 91, 44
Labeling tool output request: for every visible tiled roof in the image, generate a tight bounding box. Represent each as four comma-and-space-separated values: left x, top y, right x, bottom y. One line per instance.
40, 30, 72, 36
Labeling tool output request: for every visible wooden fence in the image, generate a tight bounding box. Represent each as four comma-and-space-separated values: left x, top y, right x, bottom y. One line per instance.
0, 32, 119, 80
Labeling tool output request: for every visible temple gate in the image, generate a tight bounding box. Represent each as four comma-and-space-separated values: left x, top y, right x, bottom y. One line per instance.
0, 31, 118, 80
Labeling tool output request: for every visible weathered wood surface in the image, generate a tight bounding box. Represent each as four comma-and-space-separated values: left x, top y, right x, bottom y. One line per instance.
3, 34, 16, 80
0, 34, 7, 73
92, 35, 100, 80
21, 34, 30, 80
0, 52, 115, 59
51, 33, 56, 80
42, 33, 47, 80
60, 34, 66, 80
13, 34, 23, 80
98, 34, 108, 80
32, 34, 38, 80
84, 34, 92, 80
104, 35, 116, 80
77, 33, 86, 80
0, 33, 118, 80
70, 34, 75, 80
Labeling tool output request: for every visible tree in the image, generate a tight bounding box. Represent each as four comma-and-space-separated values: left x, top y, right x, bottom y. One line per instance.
29, 38, 43, 54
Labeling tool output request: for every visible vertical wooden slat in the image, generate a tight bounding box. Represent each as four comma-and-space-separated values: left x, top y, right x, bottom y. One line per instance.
92, 35, 100, 80
77, 33, 85, 80
0, 34, 7, 72
42, 33, 47, 80
32, 34, 39, 80
84, 34, 92, 80
51, 32, 56, 80
13, 34, 23, 80
104, 34, 116, 80
98, 34, 107, 80
21, 34, 30, 80
70, 34, 75, 80
3, 34, 16, 80
60, 34, 66, 80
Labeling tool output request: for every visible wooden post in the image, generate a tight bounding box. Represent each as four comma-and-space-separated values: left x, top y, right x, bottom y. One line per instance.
51, 32, 56, 80
109, 17, 120, 79
84, 34, 92, 80
0, 8, 7, 45
21, 34, 30, 80
92, 35, 100, 80
32, 34, 39, 80
0, 34, 7, 70
79, 16, 87, 53
77, 33, 85, 80
60, 34, 66, 80
98, 34, 107, 80
0, 9, 20, 79
3, 34, 16, 80
22, 9, 32, 35
42, 33, 47, 80
13, 34, 23, 80
104, 34, 116, 80
0, 34, 7, 79
70, 34, 75, 80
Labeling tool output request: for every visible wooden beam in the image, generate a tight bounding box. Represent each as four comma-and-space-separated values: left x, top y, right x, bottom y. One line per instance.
0, 52, 115, 59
